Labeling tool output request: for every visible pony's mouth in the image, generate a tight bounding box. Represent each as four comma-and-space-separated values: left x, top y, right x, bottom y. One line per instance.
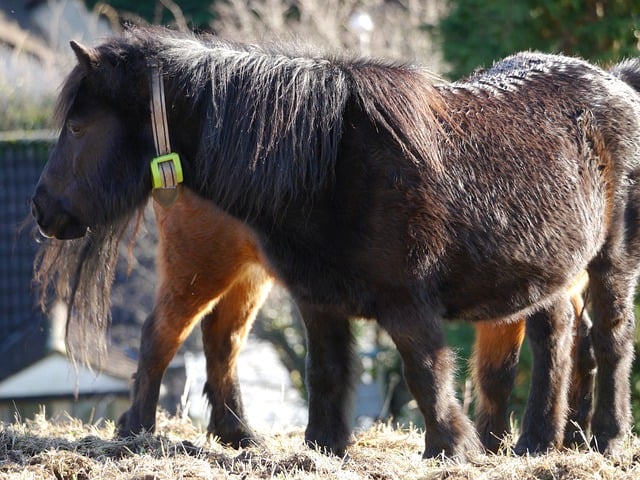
31, 195, 88, 240
38, 221, 88, 240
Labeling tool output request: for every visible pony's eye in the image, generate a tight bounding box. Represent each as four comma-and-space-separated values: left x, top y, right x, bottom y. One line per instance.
67, 121, 85, 137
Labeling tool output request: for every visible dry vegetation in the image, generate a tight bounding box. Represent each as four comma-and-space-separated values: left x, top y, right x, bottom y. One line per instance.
0, 410, 639, 480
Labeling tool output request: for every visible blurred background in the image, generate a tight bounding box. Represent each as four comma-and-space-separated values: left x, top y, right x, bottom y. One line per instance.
0, 0, 638, 435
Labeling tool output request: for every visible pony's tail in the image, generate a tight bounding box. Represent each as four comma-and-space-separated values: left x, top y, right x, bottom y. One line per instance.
609, 58, 640, 93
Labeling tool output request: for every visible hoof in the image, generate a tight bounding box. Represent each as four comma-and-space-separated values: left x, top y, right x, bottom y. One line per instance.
590, 433, 626, 455
476, 421, 508, 454
304, 438, 348, 457
209, 426, 262, 450
422, 415, 482, 463
116, 411, 149, 438
563, 423, 590, 449
304, 423, 351, 457
513, 434, 554, 456
422, 433, 482, 463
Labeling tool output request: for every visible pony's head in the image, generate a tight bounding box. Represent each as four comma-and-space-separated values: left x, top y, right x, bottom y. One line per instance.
30, 36, 159, 365
32, 38, 154, 240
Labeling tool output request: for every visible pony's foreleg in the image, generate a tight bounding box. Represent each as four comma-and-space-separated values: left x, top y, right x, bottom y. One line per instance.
300, 302, 355, 457
471, 319, 526, 452
201, 268, 272, 448
514, 296, 574, 454
378, 298, 480, 461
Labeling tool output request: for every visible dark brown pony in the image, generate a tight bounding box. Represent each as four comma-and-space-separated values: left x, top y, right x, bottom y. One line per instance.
31, 27, 640, 460
116, 187, 594, 452
144, 194, 593, 453
33, 175, 594, 452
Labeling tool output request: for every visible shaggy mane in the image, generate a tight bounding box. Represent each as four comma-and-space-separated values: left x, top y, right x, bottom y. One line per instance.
133, 28, 449, 215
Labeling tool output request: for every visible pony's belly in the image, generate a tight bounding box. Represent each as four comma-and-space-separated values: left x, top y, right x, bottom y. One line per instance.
436, 206, 604, 321
443, 293, 551, 323
438, 262, 585, 322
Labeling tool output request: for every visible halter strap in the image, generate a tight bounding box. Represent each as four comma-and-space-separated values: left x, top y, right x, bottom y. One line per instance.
148, 62, 183, 207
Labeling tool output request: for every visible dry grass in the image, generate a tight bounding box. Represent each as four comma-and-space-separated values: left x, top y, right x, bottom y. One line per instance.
1, 411, 639, 479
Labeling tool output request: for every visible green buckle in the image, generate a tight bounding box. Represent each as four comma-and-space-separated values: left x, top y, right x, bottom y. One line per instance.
150, 152, 183, 189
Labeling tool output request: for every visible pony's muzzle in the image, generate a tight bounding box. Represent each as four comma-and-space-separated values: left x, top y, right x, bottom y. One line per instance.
31, 186, 88, 240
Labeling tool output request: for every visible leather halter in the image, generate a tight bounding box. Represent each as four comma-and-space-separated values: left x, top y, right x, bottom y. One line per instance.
148, 62, 183, 207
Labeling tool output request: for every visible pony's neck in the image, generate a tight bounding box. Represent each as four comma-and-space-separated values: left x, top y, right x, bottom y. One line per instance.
160, 75, 209, 195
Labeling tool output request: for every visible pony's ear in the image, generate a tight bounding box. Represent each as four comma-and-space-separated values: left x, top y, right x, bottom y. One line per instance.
70, 40, 98, 71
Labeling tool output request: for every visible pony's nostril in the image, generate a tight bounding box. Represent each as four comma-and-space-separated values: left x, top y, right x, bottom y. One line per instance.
30, 196, 55, 238
31, 184, 49, 220
31, 198, 41, 221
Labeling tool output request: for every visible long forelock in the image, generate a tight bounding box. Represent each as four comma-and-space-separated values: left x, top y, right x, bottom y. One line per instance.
53, 66, 85, 129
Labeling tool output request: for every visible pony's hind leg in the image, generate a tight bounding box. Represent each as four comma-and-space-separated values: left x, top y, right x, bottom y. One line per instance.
378, 295, 480, 461
300, 302, 355, 456
564, 291, 595, 448
201, 267, 272, 448
514, 296, 575, 454
472, 319, 526, 452
472, 273, 595, 452
587, 260, 637, 453
584, 173, 640, 453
